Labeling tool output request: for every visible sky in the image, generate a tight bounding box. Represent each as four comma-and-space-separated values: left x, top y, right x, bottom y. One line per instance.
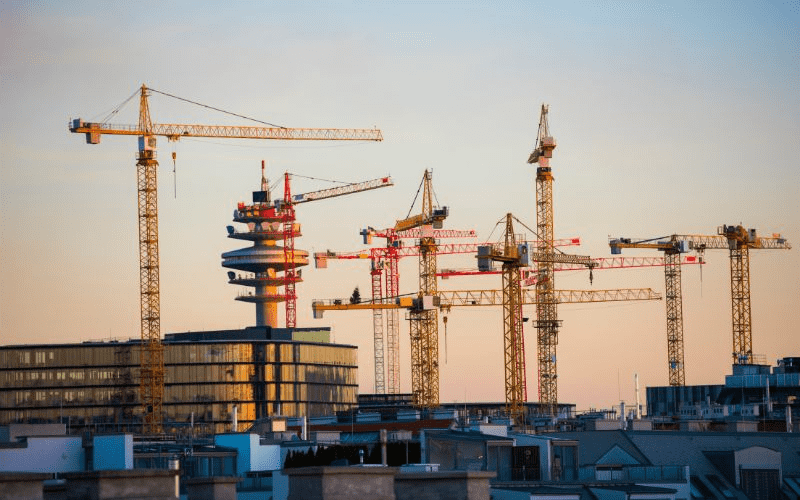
1, 0, 798, 413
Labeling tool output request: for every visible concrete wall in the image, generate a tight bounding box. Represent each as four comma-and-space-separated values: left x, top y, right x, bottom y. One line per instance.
394, 470, 494, 500
285, 466, 398, 500
281, 467, 494, 500
470, 424, 508, 437
0, 472, 51, 500
0, 436, 84, 473
61, 469, 179, 500
92, 434, 133, 471
586, 420, 624, 431
184, 476, 239, 500
215, 433, 281, 475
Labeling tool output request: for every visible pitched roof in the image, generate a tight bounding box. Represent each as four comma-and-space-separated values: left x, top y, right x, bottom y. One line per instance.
540, 431, 650, 466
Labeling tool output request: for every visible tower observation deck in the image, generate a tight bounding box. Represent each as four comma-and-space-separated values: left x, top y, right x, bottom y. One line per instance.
222, 166, 309, 327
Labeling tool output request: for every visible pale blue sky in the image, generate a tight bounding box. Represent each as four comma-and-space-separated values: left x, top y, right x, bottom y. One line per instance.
2, 0, 798, 411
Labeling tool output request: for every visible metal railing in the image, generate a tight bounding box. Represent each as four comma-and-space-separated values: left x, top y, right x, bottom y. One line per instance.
579, 465, 687, 482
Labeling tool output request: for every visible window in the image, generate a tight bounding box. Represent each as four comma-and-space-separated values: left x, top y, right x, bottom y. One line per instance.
740, 469, 780, 500
552, 444, 577, 481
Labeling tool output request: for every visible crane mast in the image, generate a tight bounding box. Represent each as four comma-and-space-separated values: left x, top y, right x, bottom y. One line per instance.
136, 86, 163, 434
501, 215, 526, 420
70, 84, 383, 433
609, 237, 694, 386
528, 104, 560, 416
704, 225, 791, 364
394, 170, 448, 408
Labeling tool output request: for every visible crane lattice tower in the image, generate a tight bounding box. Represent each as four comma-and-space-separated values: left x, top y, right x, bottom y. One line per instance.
528, 104, 561, 417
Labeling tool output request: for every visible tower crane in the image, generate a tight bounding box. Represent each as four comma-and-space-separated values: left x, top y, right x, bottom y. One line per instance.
316, 236, 582, 395
69, 84, 383, 433
526, 103, 565, 417
476, 214, 594, 421
608, 236, 697, 386
394, 170, 449, 408
610, 226, 790, 370
279, 171, 393, 328
314, 228, 477, 395
313, 216, 663, 419
524, 104, 680, 416
312, 285, 661, 417
450, 227, 700, 420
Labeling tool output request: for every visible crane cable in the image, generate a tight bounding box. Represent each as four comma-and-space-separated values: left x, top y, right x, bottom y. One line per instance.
291, 172, 359, 186
96, 88, 140, 124
148, 87, 285, 129
404, 174, 426, 220
442, 315, 448, 365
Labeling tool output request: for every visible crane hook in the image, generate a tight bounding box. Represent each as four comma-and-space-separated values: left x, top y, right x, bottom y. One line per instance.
443, 315, 448, 365
172, 151, 177, 199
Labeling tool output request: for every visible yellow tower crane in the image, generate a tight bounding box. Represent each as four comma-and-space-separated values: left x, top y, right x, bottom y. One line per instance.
312, 286, 661, 417
610, 226, 791, 372
476, 214, 593, 421
393, 170, 449, 408
313, 228, 477, 395
70, 84, 383, 433
608, 236, 696, 386
527, 103, 562, 416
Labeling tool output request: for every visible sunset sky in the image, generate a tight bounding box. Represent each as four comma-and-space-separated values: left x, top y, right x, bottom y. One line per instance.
2, 1, 798, 413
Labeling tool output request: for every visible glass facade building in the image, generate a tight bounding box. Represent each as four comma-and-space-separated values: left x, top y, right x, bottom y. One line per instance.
0, 327, 357, 434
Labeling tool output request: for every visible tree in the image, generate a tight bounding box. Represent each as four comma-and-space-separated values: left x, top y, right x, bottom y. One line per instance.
350, 286, 361, 304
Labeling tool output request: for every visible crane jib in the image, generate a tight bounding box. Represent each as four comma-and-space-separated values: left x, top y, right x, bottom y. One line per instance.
70, 120, 383, 142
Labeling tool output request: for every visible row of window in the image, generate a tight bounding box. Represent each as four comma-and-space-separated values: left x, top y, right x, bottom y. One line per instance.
0, 342, 357, 368
6, 369, 123, 383
0, 381, 357, 408
2, 362, 357, 387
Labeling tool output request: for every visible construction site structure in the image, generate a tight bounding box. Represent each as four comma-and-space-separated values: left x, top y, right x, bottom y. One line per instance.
476, 214, 593, 421
312, 285, 661, 419
609, 236, 696, 386
527, 103, 561, 416
523, 104, 673, 416
69, 84, 383, 433
223, 163, 393, 328
395, 170, 449, 408
314, 228, 478, 395
610, 226, 790, 374
313, 288, 662, 315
